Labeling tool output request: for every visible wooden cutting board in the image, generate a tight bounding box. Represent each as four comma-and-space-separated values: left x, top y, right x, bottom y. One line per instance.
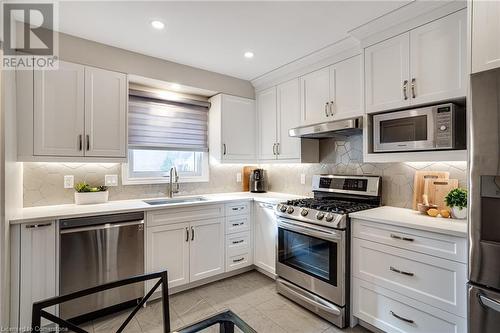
424, 178, 459, 210
242, 166, 255, 192
412, 171, 450, 210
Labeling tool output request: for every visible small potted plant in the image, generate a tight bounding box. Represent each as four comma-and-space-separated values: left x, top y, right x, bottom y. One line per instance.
74, 182, 109, 205
445, 188, 467, 219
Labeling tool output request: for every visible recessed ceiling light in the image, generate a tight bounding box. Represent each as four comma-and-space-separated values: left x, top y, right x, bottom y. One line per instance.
151, 20, 165, 30
171, 83, 181, 90
244, 51, 254, 59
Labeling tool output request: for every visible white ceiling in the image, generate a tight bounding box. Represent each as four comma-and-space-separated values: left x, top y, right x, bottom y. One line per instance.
57, 1, 410, 81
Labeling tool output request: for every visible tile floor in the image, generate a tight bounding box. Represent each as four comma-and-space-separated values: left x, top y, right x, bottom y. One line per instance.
83, 271, 370, 333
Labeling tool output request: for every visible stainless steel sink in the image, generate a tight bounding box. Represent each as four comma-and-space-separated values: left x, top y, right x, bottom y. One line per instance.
143, 197, 208, 205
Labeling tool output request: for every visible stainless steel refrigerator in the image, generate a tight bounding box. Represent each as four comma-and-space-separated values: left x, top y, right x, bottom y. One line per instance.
468, 69, 500, 331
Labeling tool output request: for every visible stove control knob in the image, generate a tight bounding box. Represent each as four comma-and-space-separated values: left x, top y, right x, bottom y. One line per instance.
280, 205, 288, 213
300, 208, 309, 217
316, 212, 325, 220
325, 213, 334, 222
286, 206, 295, 214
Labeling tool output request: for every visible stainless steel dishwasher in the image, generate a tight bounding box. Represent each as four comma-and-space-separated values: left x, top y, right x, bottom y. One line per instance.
59, 212, 145, 320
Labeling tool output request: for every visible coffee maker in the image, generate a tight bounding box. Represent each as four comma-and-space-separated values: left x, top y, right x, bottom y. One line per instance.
249, 169, 268, 193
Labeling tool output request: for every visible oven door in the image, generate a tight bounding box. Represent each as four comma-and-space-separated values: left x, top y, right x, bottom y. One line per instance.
276, 218, 345, 306
373, 107, 435, 152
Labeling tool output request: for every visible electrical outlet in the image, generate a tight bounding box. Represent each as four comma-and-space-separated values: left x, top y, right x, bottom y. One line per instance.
105, 174, 119, 186
64, 175, 74, 189
236, 173, 242, 183
300, 174, 306, 185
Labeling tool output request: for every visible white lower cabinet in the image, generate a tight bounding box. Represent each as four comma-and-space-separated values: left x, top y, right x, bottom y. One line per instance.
225, 203, 253, 272
253, 202, 277, 275
147, 222, 190, 288
146, 205, 225, 290
352, 219, 467, 333
11, 221, 57, 329
353, 278, 466, 333
189, 218, 225, 282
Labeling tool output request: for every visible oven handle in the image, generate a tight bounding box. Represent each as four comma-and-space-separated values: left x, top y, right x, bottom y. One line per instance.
277, 279, 341, 316
277, 219, 342, 241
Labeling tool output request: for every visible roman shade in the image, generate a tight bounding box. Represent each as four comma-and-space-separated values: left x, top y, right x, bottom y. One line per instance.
128, 89, 209, 152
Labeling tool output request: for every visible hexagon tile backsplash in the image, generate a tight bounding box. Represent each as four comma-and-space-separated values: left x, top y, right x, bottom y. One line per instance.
23, 136, 467, 208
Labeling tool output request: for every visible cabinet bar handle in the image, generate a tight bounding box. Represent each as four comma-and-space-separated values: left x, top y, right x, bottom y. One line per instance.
78, 135, 83, 151
191, 227, 195, 241
390, 266, 414, 277
402, 80, 409, 100
390, 311, 414, 324
329, 100, 334, 116
273, 143, 276, 155
411, 78, 416, 98
232, 240, 244, 244
233, 257, 245, 263
232, 222, 244, 227
390, 233, 414, 242
25, 223, 51, 229
325, 102, 329, 117
86, 135, 90, 151
185, 227, 189, 242
223, 144, 227, 155
276, 142, 280, 155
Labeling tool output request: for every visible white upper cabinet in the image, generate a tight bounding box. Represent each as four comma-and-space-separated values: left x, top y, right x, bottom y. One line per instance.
209, 94, 256, 162
84, 66, 127, 158
257, 87, 277, 160
410, 10, 467, 105
277, 78, 302, 159
365, 10, 466, 113
256, 78, 303, 161
25, 60, 128, 161
365, 33, 410, 113
329, 55, 363, 120
472, 0, 500, 73
300, 67, 331, 125
34, 61, 85, 156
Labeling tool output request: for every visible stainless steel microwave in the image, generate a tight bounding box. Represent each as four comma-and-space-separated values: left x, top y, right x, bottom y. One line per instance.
373, 103, 466, 153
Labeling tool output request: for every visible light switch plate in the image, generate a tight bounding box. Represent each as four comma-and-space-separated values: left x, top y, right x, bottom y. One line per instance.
236, 173, 242, 183
105, 174, 119, 186
64, 175, 74, 189
300, 174, 306, 185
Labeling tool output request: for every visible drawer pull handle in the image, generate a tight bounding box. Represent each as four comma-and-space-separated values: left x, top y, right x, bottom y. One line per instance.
232, 206, 244, 211
232, 240, 244, 244
390, 266, 414, 277
233, 257, 245, 263
25, 223, 52, 229
232, 222, 244, 227
390, 311, 414, 324
390, 233, 414, 242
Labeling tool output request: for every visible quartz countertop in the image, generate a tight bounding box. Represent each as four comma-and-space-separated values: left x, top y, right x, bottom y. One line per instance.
350, 206, 468, 237
9, 192, 303, 224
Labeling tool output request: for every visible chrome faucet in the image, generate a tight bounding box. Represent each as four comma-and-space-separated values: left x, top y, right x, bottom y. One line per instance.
167, 166, 180, 198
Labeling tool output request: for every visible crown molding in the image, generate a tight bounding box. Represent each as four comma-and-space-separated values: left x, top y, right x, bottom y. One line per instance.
350, 0, 467, 47
251, 37, 360, 92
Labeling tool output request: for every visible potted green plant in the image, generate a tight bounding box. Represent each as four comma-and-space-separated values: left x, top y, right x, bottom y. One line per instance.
445, 188, 467, 219
74, 182, 109, 205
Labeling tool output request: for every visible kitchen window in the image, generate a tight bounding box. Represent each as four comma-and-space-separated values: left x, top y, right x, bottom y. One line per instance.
122, 89, 209, 185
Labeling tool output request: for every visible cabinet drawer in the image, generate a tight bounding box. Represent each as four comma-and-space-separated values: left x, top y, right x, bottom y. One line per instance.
225, 201, 251, 216
226, 215, 251, 234
226, 231, 251, 257
353, 278, 466, 333
353, 238, 467, 317
352, 219, 467, 263
147, 204, 224, 227
226, 252, 252, 272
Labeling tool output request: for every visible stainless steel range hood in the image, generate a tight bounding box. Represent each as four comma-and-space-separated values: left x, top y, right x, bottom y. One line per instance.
289, 117, 363, 138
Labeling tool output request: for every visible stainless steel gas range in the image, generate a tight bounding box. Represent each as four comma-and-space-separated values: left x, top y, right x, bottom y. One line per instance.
275, 175, 382, 328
